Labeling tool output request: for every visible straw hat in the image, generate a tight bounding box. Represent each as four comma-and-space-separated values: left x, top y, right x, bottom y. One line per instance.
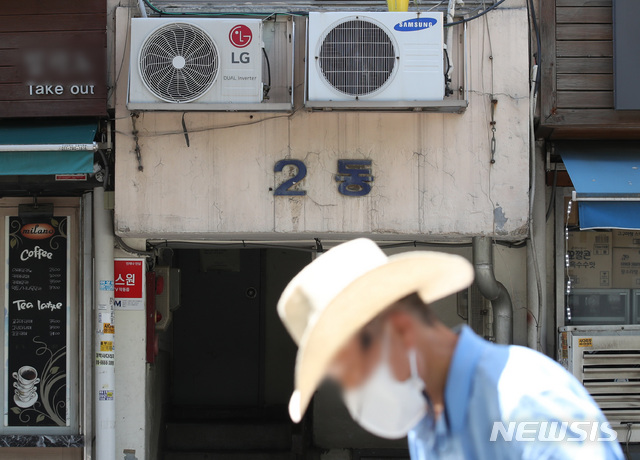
277, 238, 474, 422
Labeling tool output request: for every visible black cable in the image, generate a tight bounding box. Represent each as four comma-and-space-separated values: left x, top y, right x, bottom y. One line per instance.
142, 0, 305, 18
98, 150, 110, 191
149, 238, 528, 252
444, 0, 507, 27
142, 0, 163, 15
115, 234, 154, 257
546, 163, 558, 221
379, 241, 473, 249
443, 47, 453, 95
497, 240, 527, 248
528, 0, 542, 96
444, 48, 451, 77
262, 47, 272, 90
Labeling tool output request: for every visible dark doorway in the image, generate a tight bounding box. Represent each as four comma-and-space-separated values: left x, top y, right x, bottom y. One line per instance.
173, 249, 262, 409
163, 248, 311, 459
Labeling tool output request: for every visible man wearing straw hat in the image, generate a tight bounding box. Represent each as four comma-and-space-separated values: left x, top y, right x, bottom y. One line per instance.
277, 239, 623, 459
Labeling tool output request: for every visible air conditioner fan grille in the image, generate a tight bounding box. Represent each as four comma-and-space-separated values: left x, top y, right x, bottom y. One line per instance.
139, 23, 219, 103
318, 19, 396, 97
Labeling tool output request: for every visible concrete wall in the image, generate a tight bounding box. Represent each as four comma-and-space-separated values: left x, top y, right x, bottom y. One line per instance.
112, 6, 530, 241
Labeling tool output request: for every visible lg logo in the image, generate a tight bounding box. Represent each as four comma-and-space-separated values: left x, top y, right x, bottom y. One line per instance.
232, 52, 250, 64
229, 25, 252, 48
229, 25, 252, 64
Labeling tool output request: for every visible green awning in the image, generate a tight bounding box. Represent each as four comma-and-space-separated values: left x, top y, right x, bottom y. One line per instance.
0, 120, 98, 176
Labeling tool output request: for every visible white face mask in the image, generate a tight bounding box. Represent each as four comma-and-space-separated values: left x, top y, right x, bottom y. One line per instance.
342, 329, 427, 439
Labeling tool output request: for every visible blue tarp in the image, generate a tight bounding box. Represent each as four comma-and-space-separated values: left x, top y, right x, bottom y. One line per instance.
561, 142, 640, 229
0, 120, 97, 175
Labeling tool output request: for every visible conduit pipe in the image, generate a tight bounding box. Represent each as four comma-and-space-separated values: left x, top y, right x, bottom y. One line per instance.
472, 236, 513, 344
445, 0, 459, 90
0, 143, 98, 152
94, 187, 116, 460
138, 0, 148, 17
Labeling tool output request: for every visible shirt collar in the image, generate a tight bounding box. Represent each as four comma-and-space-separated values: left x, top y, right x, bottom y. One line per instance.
443, 325, 488, 434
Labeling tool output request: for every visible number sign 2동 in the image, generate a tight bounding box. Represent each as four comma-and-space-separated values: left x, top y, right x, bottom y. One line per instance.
273, 159, 374, 197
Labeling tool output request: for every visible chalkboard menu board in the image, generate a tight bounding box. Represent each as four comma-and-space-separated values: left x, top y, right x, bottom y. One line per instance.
5, 216, 69, 427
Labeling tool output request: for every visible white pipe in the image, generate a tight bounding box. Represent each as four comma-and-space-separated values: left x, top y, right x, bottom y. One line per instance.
473, 237, 513, 344
94, 187, 116, 460
527, 64, 546, 353
0, 143, 98, 152
527, 178, 547, 353
137, 0, 148, 18
81, 194, 94, 460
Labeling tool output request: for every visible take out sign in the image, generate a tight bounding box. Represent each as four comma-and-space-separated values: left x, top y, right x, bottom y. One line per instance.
28, 84, 97, 97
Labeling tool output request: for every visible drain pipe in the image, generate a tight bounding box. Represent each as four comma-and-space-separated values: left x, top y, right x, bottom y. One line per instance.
472, 236, 513, 344
94, 187, 116, 460
444, 0, 458, 94
137, 0, 148, 18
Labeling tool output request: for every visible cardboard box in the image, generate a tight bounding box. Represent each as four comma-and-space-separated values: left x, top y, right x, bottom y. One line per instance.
612, 248, 640, 288
567, 231, 612, 288
612, 230, 640, 248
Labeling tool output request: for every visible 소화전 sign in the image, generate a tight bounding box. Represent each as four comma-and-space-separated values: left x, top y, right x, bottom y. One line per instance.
4, 216, 70, 427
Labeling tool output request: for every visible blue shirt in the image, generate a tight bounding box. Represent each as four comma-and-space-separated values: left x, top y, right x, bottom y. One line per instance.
408, 326, 624, 460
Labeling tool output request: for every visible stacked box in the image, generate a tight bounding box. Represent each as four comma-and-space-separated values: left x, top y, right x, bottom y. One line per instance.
612, 231, 640, 288
567, 231, 612, 288
612, 230, 640, 249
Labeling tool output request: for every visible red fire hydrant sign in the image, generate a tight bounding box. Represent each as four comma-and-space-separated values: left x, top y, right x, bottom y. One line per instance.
114, 259, 145, 310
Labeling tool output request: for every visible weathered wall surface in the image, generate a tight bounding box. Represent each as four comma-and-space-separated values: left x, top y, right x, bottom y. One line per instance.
113, 7, 530, 240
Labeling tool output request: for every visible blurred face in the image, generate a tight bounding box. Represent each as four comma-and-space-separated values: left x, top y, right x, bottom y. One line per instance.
327, 311, 414, 391
326, 309, 429, 439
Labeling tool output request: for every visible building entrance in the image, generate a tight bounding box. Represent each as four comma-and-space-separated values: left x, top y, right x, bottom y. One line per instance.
162, 248, 311, 459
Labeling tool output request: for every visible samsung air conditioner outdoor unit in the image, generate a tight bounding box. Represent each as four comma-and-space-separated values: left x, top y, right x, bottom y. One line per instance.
558, 325, 640, 444
307, 12, 444, 107
128, 18, 263, 110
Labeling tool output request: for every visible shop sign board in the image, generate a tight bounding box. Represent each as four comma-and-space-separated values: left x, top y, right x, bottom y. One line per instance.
0, 0, 107, 118
4, 216, 70, 427
114, 259, 145, 311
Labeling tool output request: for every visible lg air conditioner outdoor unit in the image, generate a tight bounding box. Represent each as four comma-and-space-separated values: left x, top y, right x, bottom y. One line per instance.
307, 12, 444, 108
558, 325, 640, 443
128, 18, 263, 111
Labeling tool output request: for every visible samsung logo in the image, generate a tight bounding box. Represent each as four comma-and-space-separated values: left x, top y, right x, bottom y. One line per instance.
393, 18, 438, 31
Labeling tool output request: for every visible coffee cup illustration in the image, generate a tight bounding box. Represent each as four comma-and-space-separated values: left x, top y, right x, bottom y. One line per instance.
12, 366, 39, 408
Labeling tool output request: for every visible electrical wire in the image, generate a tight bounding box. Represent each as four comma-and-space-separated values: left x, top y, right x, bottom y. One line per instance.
443, 48, 452, 79
142, 0, 306, 17
546, 162, 558, 221
262, 47, 272, 99
98, 150, 110, 191
529, 62, 544, 352
527, 0, 541, 96
444, 0, 507, 27
108, 1, 134, 106
142, 0, 496, 21
147, 238, 527, 252
115, 234, 154, 256
115, 110, 298, 138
